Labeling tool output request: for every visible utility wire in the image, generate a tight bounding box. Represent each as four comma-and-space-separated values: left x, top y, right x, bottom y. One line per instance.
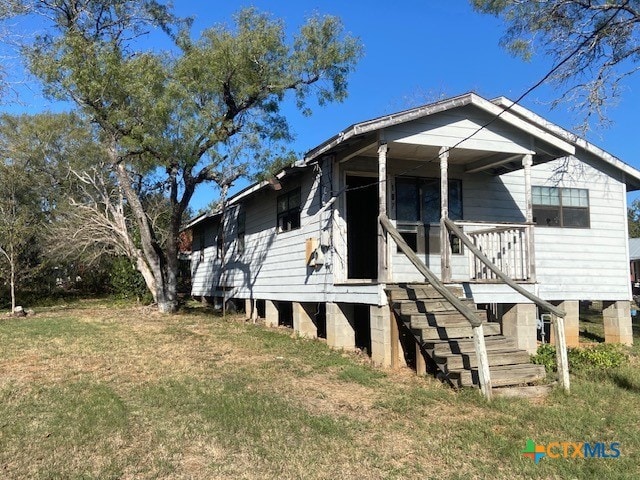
340, 1, 630, 194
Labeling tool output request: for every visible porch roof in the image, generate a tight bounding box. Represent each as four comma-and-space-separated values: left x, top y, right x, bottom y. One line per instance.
303, 92, 640, 189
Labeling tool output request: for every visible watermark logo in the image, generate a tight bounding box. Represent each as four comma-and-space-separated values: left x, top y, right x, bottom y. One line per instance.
523, 439, 620, 463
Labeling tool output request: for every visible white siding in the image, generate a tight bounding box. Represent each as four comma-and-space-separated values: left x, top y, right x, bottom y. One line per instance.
191, 159, 380, 305
387, 106, 534, 155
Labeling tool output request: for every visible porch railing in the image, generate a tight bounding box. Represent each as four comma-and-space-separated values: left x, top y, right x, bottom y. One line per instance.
379, 214, 494, 400
444, 218, 570, 393
461, 223, 531, 281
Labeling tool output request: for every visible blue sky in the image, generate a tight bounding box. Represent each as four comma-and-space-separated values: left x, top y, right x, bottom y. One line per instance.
5, 1, 640, 210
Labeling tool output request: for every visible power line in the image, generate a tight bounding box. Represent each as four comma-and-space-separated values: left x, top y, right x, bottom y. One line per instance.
340, 1, 630, 195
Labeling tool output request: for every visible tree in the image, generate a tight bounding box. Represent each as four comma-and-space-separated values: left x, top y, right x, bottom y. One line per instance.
9, 1, 362, 312
629, 198, 640, 238
471, 1, 640, 130
0, 112, 109, 308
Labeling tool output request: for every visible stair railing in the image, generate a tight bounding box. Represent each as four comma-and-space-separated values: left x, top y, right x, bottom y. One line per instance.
379, 214, 494, 400
444, 218, 570, 393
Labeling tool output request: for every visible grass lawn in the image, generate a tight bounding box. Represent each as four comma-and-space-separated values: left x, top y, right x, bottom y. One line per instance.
0, 300, 639, 479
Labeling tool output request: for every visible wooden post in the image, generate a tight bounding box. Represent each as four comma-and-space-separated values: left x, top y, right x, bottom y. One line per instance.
552, 314, 571, 393
439, 147, 451, 283
522, 154, 536, 281
416, 342, 427, 376
473, 324, 493, 400
390, 304, 400, 369
378, 142, 389, 283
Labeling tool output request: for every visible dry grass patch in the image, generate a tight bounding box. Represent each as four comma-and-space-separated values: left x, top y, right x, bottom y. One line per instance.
1, 300, 638, 479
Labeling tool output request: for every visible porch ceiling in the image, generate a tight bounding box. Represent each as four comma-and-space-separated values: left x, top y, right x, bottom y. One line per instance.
352, 141, 561, 175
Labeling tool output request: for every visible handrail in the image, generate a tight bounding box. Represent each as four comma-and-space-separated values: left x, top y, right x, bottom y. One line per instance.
445, 217, 570, 393
380, 214, 493, 399
444, 218, 565, 318
380, 215, 482, 327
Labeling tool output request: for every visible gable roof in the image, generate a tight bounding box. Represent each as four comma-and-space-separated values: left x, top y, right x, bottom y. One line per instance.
303, 92, 640, 189
185, 92, 640, 230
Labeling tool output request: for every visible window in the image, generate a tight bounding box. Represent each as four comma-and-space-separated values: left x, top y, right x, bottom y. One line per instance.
396, 177, 463, 224
277, 188, 301, 232
395, 177, 463, 254
532, 186, 590, 228
236, 209, 246, 255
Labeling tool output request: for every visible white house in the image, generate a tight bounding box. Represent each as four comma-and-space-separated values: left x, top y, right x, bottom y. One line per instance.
186, 93, 637, 389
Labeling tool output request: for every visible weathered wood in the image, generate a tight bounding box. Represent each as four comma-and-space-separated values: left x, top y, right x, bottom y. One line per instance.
416, 342, 427, 376
444, 218, 566, 319
473, 324, 493, 400
380, 214, 492, 399
390, 303, 400, 370
522, 154, 537, 281
552, 314, 571, 393
439, 147, 451, 283
378, 142, 388, 283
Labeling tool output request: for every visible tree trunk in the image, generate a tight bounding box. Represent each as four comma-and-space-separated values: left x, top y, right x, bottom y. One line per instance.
10, 247, 16, 313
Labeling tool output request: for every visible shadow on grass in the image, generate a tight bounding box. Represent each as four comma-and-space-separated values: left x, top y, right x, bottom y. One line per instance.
580, 329, 605, 343
611, 373, 640, 393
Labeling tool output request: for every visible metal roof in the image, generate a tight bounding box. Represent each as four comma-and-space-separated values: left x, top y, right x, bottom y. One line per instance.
629, 238, 640, 261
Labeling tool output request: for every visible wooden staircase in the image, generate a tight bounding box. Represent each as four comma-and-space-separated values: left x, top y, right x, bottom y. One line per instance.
387, 283, 547, 389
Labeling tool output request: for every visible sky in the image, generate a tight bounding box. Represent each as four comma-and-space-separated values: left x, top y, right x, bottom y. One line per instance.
4, 0, 640, 211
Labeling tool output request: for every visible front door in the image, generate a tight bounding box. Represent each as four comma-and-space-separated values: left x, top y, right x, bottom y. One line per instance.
346, 175, 378, 279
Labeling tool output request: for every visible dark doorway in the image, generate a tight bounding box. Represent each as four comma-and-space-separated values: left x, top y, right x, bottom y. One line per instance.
346, 175, 378, 279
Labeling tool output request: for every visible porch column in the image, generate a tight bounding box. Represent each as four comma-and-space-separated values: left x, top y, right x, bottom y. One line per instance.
522, 154, 536, 280
439, 147, 451, 282
603, 300, 633, 345
378, 142, 389, 283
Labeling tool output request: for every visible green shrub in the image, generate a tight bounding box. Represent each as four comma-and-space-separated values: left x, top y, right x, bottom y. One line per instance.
531, 343, 629, 373
109, 257, 152, 302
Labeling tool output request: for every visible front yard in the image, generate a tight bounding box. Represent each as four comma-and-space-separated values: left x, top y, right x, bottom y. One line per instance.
0, 300, 638, 479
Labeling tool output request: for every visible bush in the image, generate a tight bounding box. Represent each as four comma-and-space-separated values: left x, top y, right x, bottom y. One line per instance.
109, 257, 152, 302
532, 343, 629, 373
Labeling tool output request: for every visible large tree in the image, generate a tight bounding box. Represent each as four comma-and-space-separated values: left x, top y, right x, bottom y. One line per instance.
471, 1, 640, 129
0, 112, 109, 309
8, 0, 361, 312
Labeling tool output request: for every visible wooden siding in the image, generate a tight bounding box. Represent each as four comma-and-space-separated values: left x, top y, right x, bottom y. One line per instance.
386, 106, 534, 155
191, 159, 380, 305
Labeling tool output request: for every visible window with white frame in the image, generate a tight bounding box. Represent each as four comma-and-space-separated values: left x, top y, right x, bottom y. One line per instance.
277, 188, 301, 232
532, 186, 590, 228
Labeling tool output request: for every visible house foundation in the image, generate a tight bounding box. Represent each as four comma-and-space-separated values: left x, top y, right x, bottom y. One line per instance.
265, 300, 279, 328
326, 302, 355, 350
369, 305, 392, 367
550, 300, 580, 347
603, 300, 633, 345
293, 302, 318, 339
500, 303, 537, 354
245, 298, 259, 322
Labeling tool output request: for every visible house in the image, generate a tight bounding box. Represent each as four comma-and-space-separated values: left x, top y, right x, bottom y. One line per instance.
186, 92, 637, 388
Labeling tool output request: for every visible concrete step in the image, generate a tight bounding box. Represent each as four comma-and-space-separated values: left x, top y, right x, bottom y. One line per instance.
416, 322, 501, 340
449, 363, 547, 388
434, 349, 532, 371
424, 336, 517, 355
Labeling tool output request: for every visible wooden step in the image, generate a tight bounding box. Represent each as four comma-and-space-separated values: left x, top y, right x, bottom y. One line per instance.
405, 311, 487, 329
449, 363, 546, 388
434, 349, 532, 370
424, 336, 517, 355
417, 322, 501, 340
386, 284, 464, 301
392, 299, 475, 314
